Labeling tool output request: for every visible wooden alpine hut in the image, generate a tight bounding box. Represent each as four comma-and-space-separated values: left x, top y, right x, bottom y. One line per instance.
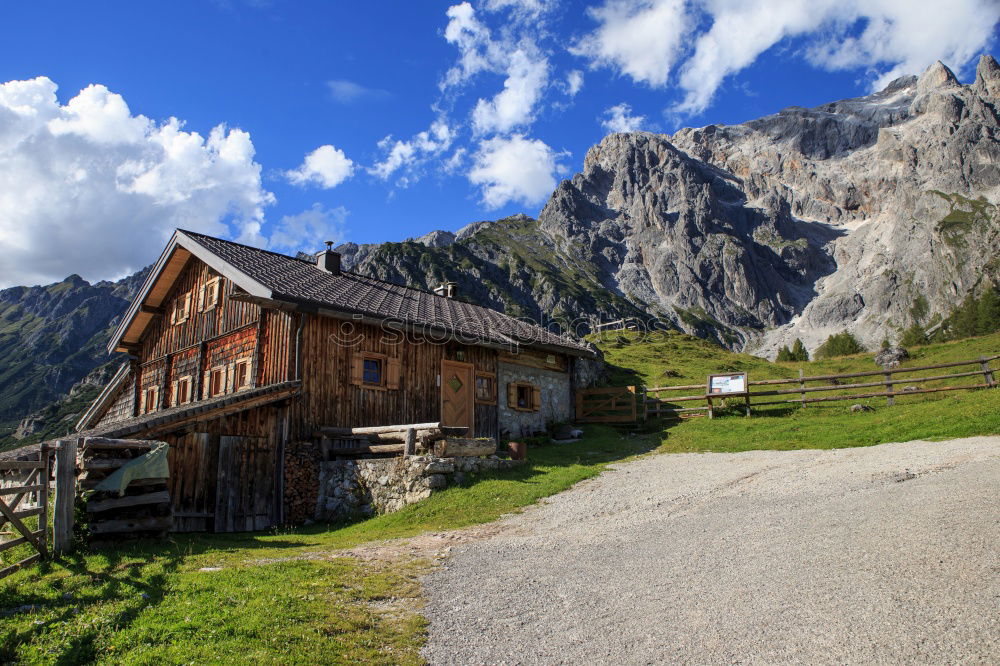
74, 230, 596, 532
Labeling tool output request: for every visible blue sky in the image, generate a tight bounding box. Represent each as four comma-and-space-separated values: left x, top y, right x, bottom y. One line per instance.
0, 0, 997, 286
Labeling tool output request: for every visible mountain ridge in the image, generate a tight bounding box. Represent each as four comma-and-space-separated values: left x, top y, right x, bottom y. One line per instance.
3, 54, 998, 449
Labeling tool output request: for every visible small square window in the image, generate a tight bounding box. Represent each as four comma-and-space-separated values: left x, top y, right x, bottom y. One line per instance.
516, 384, 532, 409
173, 376, 192, 405
234, 359, 251, 390
201, 277, 221, 312
170, 292, 191, 325
363, 358, 382, 385
209, 367, 225, 397
142, 386, 159, 414
475, 372, 496, 404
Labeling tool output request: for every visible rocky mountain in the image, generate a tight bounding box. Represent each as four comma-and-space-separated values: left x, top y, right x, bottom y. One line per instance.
0, 271, 145, 450
2, 55, 998, 446
343, 56, 1000, 355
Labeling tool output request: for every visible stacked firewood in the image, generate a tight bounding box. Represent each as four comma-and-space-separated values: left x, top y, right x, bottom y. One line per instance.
283, 440, 319, 524
77, 437, 172, 543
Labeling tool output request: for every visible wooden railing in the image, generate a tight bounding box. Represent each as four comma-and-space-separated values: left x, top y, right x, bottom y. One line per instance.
643, 355, 998, 418
576, 386, 638, 423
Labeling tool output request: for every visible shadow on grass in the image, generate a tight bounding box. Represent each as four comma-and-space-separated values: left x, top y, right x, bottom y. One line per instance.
0, 534, 315, 663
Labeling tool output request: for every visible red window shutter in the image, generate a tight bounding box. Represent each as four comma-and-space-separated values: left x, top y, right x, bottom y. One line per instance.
531, 386, 542, 411
350, 353, 363, 386
386, 357, 401, 389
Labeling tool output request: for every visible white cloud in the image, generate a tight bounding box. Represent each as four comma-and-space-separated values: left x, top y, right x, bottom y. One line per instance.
442, 2, 496, 87
285, 144, 354, 189
326, 79, 390, 104
566, 70, 584, 96
472, 49, 549, 133
268, 203, 348, 253
369, 120, 455, 182
571, 0, 691, 88
602, 103, 647, 133
469, 134, 563, 208
0, 77, 273, 287
574, 0, 1000, 115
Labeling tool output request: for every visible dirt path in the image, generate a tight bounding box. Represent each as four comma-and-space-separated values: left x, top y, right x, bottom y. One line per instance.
421, 437, 1000, 665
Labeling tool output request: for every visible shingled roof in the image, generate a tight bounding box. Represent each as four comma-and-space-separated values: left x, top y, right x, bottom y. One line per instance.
109, 229, 594, 357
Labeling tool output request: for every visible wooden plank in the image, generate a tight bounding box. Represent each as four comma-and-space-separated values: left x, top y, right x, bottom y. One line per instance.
754, 383, 991, 405
0, 461, 45, 470
433, 438, 497, 457
0, 484, 44, 497
12, 507, 43, 520
86, 491, 171, 513
53, 440, 77, 554
215, 436, 235, 533
82, 437, 154, 451
89, 516, 173, 534
0, 496, 43, 553
751, 370, 989, 397
0, 530, 43, 554
78, 477, 165, 490
81, 459, 139, 471
319, 422, 442, 436
0, 553, 41, 580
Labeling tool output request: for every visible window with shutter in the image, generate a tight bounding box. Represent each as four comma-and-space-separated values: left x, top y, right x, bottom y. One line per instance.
508, 382, 541, 412
386, 357, 401, 389
233, 358, 251, 390
352, 352, 388, 389
201, 277, 221, 311
475, 372, 496, 404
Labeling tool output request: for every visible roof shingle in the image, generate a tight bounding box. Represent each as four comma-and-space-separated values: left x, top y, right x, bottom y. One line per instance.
181, 230, 593, 356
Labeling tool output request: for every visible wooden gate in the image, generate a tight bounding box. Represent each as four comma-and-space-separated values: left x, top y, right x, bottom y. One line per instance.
575, 386, 638, 423
0, 448, 50, 579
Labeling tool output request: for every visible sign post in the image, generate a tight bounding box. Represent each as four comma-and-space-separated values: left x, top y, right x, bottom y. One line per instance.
706, 372, 750, 418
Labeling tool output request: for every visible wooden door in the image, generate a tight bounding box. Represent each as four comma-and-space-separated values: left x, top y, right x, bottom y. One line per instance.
441, 359, 475, 436
214, 435, 279, 533
169, 432, 219, 533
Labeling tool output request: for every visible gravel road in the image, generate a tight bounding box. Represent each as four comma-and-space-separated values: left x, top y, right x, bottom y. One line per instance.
421, 437, 1000, 665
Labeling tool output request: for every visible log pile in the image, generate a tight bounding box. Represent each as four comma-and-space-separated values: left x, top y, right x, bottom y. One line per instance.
315, 422, 469, 457
77, 437, 172, 542
283, 440, 319, 524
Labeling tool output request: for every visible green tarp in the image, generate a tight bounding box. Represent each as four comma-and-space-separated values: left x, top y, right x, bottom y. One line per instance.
93, 441, 170, 496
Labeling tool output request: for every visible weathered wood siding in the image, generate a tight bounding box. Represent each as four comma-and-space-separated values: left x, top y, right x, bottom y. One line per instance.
162, 403, 287, 532
95, 375, 136, 427
294, 316, 499, 439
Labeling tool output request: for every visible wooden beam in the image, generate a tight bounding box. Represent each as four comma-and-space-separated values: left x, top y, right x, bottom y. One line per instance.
139, 304, 165, 316
86, 491, 170, 513
89, 516, 173, 534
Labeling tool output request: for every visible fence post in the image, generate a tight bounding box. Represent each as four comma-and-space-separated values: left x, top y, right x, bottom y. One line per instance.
52, 439, 77, 554
799, 368, 806, 407
403, 428, 416, 457
980, 356, 995, 388
39, 443, 51, 558
885, 371, 894, 406
627, 386, 637, 422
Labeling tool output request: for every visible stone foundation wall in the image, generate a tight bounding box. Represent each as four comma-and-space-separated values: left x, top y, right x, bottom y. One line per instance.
316, 455, 523, 520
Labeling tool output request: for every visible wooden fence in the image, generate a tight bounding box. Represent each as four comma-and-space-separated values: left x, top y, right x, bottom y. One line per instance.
0, 441, 75, 580
575, 386, 638, 423
643, 355, 998, 419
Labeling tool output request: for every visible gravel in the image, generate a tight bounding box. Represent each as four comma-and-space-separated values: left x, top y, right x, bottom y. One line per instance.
421, 437, 1000, 665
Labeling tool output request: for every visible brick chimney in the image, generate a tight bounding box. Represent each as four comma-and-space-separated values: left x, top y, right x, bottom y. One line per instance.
316, 241, 341, 275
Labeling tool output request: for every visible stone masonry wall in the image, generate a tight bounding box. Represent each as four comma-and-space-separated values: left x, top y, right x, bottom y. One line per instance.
497, 361, 572, 439
316, 455, 523, 520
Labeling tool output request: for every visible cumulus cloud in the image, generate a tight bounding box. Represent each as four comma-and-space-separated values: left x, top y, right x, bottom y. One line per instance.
444, 1, 550, 134
326, 79, 390, 104
601, 103, 647, 133
468, 134, 563, 208
369, 120, 455, 182
268, 203, 348, 253
571, 0, 690, 88
574, 0, 1000, 115
472, 49, 549, 133
0, 77, 273, 287
566, 70, 584, 96
285, 144, 354, 189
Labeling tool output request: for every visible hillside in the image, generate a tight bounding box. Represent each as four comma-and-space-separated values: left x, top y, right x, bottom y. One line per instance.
595, 328, 1000, 451
0, 271, 145, 450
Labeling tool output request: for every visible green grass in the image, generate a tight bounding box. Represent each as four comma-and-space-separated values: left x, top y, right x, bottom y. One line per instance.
4, 328, 999, 663
0, 428, 655, 664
